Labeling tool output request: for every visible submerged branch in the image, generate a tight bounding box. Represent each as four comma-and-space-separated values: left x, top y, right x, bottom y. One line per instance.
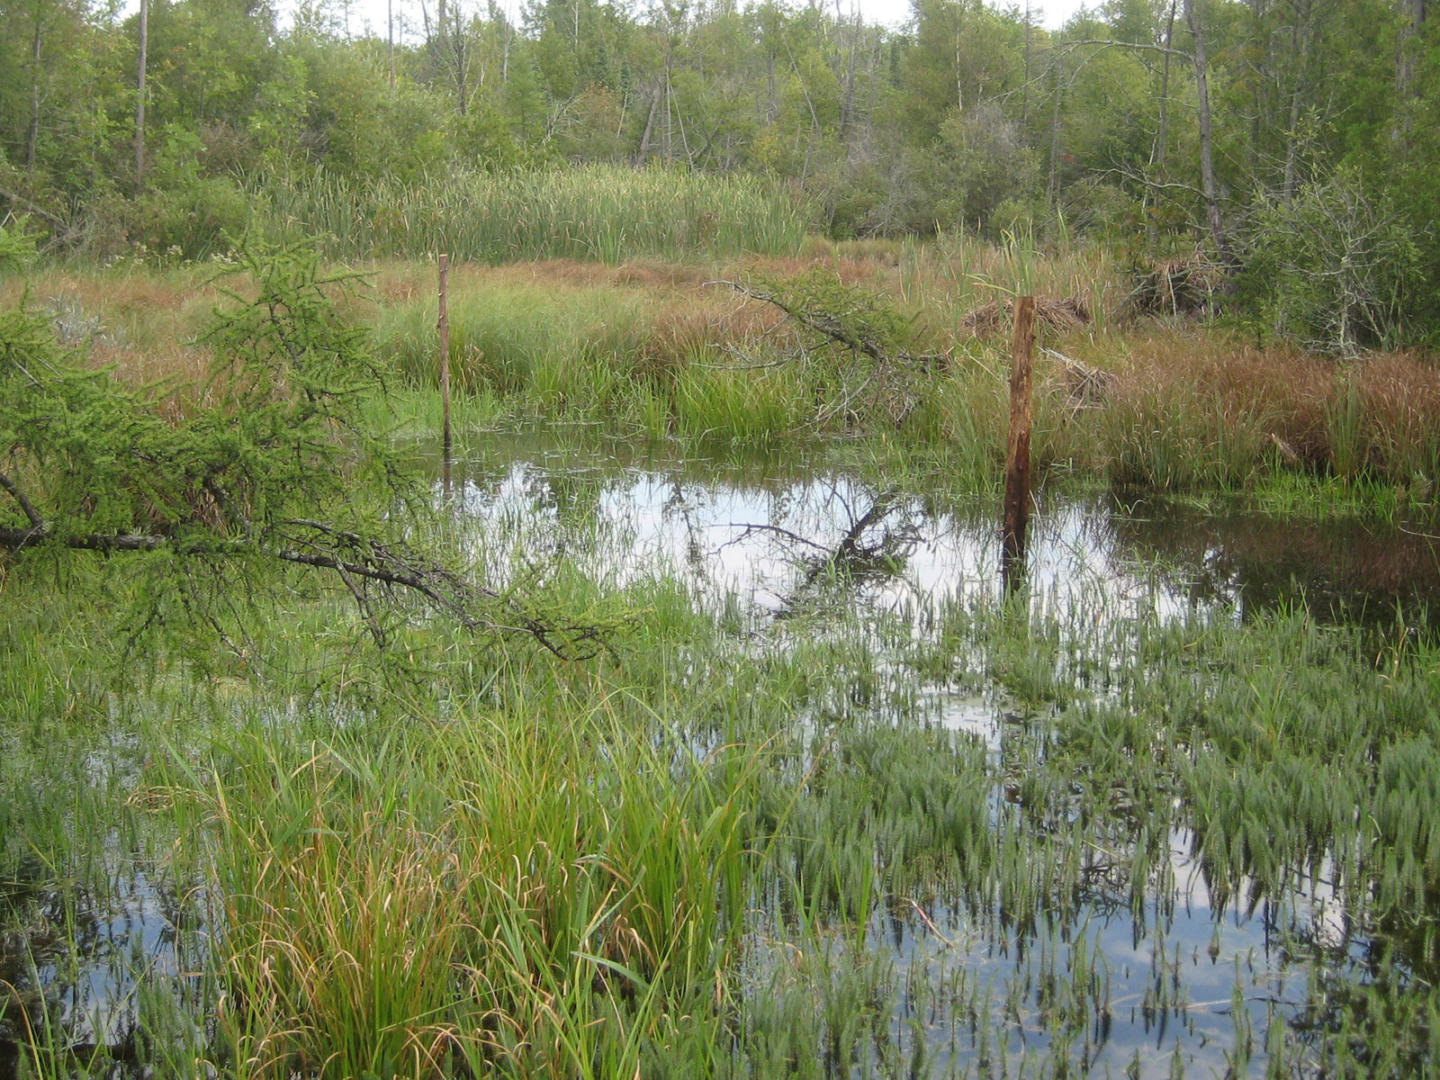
721, 521, 834, 554
803, 493, 898, 587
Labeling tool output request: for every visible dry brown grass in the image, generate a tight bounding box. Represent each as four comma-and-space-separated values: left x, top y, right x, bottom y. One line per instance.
375, 272, 421, 305
1120, 333, 1330, 453
1084, 328, 1440, 481
1355, 351, 1440, 476
373, 256, 716, 299
633, 296, 790, 382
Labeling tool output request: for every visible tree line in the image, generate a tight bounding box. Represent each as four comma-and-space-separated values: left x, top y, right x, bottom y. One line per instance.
2, 0, 1437, 344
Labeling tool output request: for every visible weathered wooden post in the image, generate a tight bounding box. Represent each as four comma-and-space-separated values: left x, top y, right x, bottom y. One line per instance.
1002, 295, 1036, 593
438, 253, 453, 495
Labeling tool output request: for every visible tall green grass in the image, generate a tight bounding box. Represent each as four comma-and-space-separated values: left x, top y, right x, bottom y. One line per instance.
183, 697, 776, 1077
254, 165, 810, 264
374, 283, 649, 402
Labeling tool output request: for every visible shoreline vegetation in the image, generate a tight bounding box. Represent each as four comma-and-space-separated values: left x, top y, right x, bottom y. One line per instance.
6, 233, 1439, 507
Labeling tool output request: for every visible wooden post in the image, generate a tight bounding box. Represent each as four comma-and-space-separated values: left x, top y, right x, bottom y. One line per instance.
1002, 296, 1036, 592
438, 254, 452, 494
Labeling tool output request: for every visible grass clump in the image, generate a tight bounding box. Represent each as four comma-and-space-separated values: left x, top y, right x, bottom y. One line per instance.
170, 673, 768, 1079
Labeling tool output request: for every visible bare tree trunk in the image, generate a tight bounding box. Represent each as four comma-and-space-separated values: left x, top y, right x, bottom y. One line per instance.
673, 75, 693, 163
1155, 0, 1175, 172
1185, 0, 1228, 259
1395, 0, 1425, 137
1046, 58, 1063, 209
663, 56, 673, 159
1282, 0, 1312, 198
1022, 0, 1032, 125
954, 31, 963, 113
636, 88, 658, 163
1146, 0, 1177, 245
766, 52, 777, 123
26, 6, 42, 172
451, 5, 468, 115
1398, 0, 1425, 96
134, 0, 148, 195
840, 10, 860, 139
1246, 0, 1264, 180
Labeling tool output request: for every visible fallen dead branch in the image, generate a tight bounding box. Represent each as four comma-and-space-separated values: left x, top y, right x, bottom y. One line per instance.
1043, 347, 1116, 410
711, 276, 949, 430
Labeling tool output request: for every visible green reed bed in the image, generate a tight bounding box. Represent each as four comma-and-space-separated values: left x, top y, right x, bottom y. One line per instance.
254, 165, 810, 265
374, 282, 653, 402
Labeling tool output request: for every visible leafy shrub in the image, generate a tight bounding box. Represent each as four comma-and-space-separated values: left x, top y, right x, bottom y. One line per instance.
927, 102, 1042, 237
133, 176, 249, 259
1240, 168, 1423, 354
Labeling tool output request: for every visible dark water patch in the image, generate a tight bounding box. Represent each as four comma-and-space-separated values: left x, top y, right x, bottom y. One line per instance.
0, 853, 204, 1080
1113, 499, 1440, 634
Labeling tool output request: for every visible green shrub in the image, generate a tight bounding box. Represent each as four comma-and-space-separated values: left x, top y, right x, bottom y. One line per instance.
1240, 167, 1423, 354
